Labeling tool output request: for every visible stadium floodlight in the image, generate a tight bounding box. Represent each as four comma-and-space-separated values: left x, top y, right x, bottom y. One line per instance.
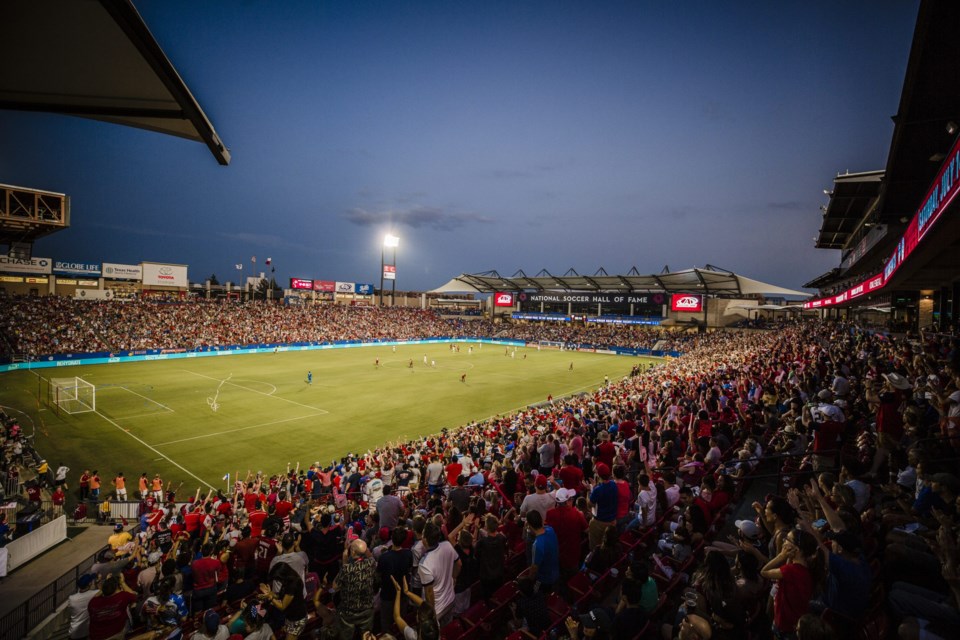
380, 234, 400, 306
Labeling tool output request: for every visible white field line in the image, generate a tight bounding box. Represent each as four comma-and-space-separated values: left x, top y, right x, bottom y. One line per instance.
231, 379, 278, 395
151, 413, 323, 447
92, 409, 215, 489
181, 370, 329, 414
106, 386, 176, 413
29, 371, 214, 489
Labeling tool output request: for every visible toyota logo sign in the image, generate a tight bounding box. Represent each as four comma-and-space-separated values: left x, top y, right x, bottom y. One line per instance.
671, 294, 703, 312
494, 292, 515, 307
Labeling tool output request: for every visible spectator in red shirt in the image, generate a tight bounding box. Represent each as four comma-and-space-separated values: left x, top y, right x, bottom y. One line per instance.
51, 486, 66, 518
445, 455, 463, 487
556, 455, 585, 495
545, 488, 588, 580
274, 491, 294, 519
596, 432, 617, 468
191, 542, 225, 614
87, 574, 138, 640
248, 501, 268, 539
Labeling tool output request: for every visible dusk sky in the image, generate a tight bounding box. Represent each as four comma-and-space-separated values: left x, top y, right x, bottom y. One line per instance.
0, 1, 919, 292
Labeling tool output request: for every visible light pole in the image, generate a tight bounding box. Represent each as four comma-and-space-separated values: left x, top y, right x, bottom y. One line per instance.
381, 234, 399, 306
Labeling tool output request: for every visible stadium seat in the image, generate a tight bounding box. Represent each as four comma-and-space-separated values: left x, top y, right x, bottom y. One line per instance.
490, 580, 519, 608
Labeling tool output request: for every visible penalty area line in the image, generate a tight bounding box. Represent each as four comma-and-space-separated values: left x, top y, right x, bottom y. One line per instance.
93, 409, 215, 490
151, 413, 324, 447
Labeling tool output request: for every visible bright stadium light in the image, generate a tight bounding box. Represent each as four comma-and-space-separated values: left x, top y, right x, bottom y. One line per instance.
380, 234, 399, 306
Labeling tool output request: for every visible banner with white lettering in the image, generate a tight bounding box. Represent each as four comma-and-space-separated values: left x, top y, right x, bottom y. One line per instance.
102, 262, 142, 280
141, 263, 188, 287
53, 261, 101, 277
0, 256, 52, 274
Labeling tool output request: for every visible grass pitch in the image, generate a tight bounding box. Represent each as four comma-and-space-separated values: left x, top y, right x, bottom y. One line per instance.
0, 344, 656, 492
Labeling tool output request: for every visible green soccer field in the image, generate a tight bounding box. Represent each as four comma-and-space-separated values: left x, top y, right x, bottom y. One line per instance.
0, 343, 657, 494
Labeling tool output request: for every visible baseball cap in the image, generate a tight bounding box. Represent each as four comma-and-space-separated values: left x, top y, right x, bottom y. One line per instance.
734, 520, 759, 539
578, 608, 613, 632
555, 488, 576, 503
535, 475, 548, 489
203, 609, 220, 633
595, 463, 611, 479
147, 551, 162, 565
930, 473, 960, 494
114, 523, 124, 531
77, 573, 95, 588
379, 526, 391, 542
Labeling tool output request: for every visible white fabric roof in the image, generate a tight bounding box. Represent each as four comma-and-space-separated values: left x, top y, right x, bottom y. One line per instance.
430, 267, 810, 297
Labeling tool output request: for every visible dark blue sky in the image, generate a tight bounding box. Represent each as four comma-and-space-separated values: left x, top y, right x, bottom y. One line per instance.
0, 1, 919, 291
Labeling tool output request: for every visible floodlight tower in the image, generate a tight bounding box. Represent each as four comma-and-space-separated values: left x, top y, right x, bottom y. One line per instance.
381, 234, 399, 306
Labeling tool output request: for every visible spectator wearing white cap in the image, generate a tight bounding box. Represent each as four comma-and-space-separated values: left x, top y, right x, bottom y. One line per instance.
545, 487, 588, 581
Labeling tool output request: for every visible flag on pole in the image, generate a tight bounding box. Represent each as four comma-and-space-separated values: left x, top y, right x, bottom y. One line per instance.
222, 472, 230, 482
265, 257, 272, 266
235, 264, 242, 270
251, 256, 256, 264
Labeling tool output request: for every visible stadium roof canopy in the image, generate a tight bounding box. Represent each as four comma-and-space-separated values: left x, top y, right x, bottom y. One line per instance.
431, 266, 810, 297
0, 0, 230, 165
815, 170, 884, 250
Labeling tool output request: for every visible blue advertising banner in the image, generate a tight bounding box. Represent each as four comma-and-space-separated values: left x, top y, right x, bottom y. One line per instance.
586, 316, 661, 325
511, 312, 571, 322
54, 261, 102, 277
355, 283, 374, 295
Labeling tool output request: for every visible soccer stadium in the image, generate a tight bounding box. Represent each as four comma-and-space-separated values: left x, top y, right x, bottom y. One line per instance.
0, 2, 959, 640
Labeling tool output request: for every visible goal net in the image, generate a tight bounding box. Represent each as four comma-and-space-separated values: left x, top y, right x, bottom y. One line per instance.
50, 377, 96, 414
537, 340, 565, 351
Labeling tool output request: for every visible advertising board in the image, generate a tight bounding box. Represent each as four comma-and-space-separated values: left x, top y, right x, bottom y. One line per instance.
671, 294, 703, 312
383, 265, 396, 280
142, 263, 188, 287
290, 278, 313, 290
314, 280, 335, 292
53, 261, 101, 277
355, 283, 374, 295
0, 256, 52, 275
494, 292, 515, 307
335, 281, 355, 293
102, 263, 142, 280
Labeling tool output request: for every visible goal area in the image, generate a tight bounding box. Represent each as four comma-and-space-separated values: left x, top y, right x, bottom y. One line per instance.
49, 377, 96, 414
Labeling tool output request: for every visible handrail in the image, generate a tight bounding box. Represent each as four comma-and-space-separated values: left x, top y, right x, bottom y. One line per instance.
0, 544, 108, 640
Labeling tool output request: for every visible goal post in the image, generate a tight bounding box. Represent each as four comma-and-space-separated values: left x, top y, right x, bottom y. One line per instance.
537, 340, 565, 351
49, 377, 96, 415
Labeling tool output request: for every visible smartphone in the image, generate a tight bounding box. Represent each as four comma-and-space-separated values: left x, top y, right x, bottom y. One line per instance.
812, 519, 827, 529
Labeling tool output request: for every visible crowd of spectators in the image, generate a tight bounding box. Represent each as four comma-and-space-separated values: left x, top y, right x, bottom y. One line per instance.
3, 300, 960, 640
0, 297, 699, 358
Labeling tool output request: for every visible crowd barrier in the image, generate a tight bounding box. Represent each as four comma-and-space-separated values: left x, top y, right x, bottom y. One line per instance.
5, 515, 66, 573
0, 337, 680, 374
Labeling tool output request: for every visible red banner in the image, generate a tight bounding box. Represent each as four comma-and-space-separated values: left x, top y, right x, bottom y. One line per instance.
290, 278, 313, 290
313, 280, 335, 292
671, 294, 703, 312
494, 292, 515, 307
